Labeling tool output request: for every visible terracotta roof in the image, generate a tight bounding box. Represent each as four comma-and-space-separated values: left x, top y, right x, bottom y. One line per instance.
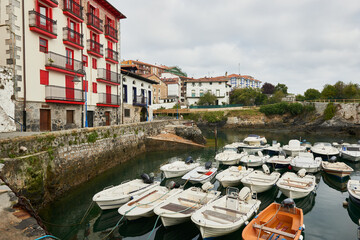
185, 76, 230, 83
121, 69, 158, 84
122, 60, 168, 70
94, 0, 126, 19
227, 74, 261, 82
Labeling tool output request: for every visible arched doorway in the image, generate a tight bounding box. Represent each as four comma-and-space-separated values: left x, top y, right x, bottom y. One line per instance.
140, 107, 147, 122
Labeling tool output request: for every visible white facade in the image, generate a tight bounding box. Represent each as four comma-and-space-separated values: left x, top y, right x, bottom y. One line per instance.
0, 66, 16, 132
229, 75, 262, 90
186, 80, 230, 106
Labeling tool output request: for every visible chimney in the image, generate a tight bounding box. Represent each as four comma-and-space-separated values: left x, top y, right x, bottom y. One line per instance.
225, 71, 228, 76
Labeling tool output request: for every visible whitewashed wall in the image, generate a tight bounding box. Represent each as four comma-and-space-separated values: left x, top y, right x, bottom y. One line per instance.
0, 67, 16, 132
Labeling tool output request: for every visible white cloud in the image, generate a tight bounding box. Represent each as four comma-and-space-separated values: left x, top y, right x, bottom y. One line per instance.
110, 0, 360, 94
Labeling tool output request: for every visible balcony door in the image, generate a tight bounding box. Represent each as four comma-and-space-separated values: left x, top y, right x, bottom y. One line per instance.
66, 48, 74, 70
106, 85, 111, 104
65, 75, 75, 100
108, 41, 113, 59
106, 63, 111, 81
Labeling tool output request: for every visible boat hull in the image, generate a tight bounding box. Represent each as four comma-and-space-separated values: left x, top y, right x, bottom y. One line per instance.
95, 197, 130, 210
312, 152, 339, 161
341, 152, 360, 162
162, 169, 193, 179
242, 182, 273, 193
283, 149, 305, 157
323, 169, 352, 178
291, 165, 321, 173
278, 187, 312, 199
197, 223, 243, 239
160, 215, 189, 227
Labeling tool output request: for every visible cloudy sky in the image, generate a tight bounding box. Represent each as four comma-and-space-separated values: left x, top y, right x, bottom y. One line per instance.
109, 0, 360, 94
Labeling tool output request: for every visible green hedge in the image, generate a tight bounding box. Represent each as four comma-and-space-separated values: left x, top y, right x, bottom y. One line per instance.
259, 102, 315, 116
323, 103, 336, 120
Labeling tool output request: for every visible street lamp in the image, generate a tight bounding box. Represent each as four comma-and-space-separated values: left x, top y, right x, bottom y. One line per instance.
73, 69, 87, 128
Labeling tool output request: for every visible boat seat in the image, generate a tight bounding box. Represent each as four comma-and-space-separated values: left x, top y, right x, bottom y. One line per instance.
160, 203, 197, 214
213, 205, 245, 215
178, 197, 203, 205
202, 210, 240, 222
253, 223, 296, 238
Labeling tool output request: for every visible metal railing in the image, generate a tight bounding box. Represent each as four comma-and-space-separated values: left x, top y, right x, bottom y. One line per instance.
105, 24, 118, 41
63, 0, 83, 20
63, 27, 83, 47
45, 51, 83, 72
105, 48, 119, 62
87, 39, 103, 56
97, 68, 120, 84
45, 85, 84, 102
133, 95, 147, 106
303, 99, 360, 103
29, 10, 57, 36
86, 12, 103, 32
98, 93, 120, 105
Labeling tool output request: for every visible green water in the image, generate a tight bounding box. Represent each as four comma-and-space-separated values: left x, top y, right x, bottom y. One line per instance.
39, 128, 360, 240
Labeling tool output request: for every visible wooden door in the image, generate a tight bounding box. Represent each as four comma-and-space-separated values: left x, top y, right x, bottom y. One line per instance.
65, 76, 75, 100
105, 111, 110, 126
40, 109, 51, 131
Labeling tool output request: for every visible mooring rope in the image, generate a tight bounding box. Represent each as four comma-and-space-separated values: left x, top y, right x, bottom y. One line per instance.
34, 235, 61, 240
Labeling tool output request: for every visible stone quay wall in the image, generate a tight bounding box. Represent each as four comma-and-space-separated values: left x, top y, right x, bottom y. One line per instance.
0, 120, 191, 208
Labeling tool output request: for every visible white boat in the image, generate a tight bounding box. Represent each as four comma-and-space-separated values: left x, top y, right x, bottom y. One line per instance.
223, 142, 243, 152
348, 180, 360, 207
215, 151, 246, 165
311, 142, 339, 160
321, 161, 353, 178
240, 151, 269, 167
191, 187, 261, 238
241, 165, 281, 193
243, 134, 267, 145
153, 183, 221, 227
93, 178, 160, 210
290, 152, 322, 173
263, 142, 282, 156
182, 162, 217, 184
340, 144, 360, 162
282, 139, 307, 157
215, 166, 254, 187
276, 169, 316, 199
160, 160, 200, 178
266, 155, 292, 169
118, 185, 183, 220
238, 134, 268, 154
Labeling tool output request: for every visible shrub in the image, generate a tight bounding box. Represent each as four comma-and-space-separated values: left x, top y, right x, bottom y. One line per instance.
259, 102, 312, 116
287, 102, 303, 116
202, 111, 227, 123
323, 103, 336, 120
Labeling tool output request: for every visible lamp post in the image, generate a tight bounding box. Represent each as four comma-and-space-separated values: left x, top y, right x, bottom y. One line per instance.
72, 69, 87, 128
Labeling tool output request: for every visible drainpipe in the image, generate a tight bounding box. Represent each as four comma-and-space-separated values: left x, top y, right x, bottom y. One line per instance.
22, 0, 27, 131
118, 18, 123, 124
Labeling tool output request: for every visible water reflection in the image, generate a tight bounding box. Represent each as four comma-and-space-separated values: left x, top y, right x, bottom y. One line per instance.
276, 192, 316, 215
322, 172, 349, 192
154, 221, 200, 240
347, 198, 360, 225
118, 215, 161, 237
93, 209, 122, 233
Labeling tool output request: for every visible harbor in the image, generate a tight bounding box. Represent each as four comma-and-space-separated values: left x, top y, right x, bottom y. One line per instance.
34, 128, 360, 240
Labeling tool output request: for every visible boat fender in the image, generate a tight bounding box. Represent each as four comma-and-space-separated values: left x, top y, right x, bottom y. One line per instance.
204, 161, 212, 170
201, 182, 214, 191
245, 220, 249, 225
297, 169, 307, 178
262, 164, 270, 174
302, 223, 305, 231
185, 156, 194, 164
141, 173, 154, 184
166, 181, 180, 189
238, 166, 243, 171
329, 156, 337, 162
281, 198, 296, 208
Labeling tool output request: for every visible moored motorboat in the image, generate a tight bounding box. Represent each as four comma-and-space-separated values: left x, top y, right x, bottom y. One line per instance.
223, 142, 243, 152
340, 144, 360, 162
160, 157, 200, 178
241, 165, 281, 193
181, 162, 217, 184
240, 151, 269, 167
276, 169, 316, 199
215, 151, 246, 165
347, 180, 360, 207
118, 184, 183, 221
266, 154, 293, 169
93, 175, 160, 210
310, 142, 339, 160
290, 152, 322, 173
153, 182, 221, 227
263, 141, 282, 156
242, 199, 304, 240
215, 166, 253, 187
321, 161, 353, 178
282, 139, 307, 157
238, 134, 268, 154
191, 187, 261, 238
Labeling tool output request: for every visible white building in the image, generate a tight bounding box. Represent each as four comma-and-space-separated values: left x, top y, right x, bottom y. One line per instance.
0, 0, 135, 131
228, 74, 262, 90
185, 76, 231, 106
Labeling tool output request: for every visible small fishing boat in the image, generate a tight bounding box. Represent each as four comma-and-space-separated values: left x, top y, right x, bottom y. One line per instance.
282, 139, 306, 157
340, 144, 360, 162
215, 166, 254, 187
240, 151, 269, 167
266, 155, 292, 169
263, 141, 282, 156
191, 187, 261, 238
290, 152, 322, 173
242, 199, 304, 240
93, 175, 160, 210
160, 157, 200, 178
238, 134, 268, 154
118, 184, 183, 220
223, 142, 243, 152
347, 180, 360, 207
300, 140, 312, 150
276, 169, 316, 199
215, 151, 246, 165
241, 165, 281, 193
181, 162, 217, 184
321, 161, 353, 178
310, 142, 339, 160
153, 182, 221, 227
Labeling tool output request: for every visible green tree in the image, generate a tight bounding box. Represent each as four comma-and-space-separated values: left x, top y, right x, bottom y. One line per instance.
334, 81, 345, 99
197, 92, 218, 105
296, 94, 305, 101
343, 83, 359, 99
321, 84, 336, 99
268, 90, 285, 104
230, 88, 264, 106
274, 83, 288, 94
304, 88, 321, 100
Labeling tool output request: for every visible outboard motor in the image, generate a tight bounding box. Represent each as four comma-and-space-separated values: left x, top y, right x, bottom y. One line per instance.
281, 198, 296, 209
204, 161, 212, 170
141, 173, 154, 184
166, 181, 180, 189
185, 156, 194, 164
358, 140, 360, 145
329, 156, 337, 162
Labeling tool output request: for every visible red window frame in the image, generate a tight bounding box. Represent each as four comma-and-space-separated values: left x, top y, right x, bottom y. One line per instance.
107, 41, 113, 59
67, 19, 80, 44
39, 37, 48, 53
83, 80, 88, 92
65, 48, 74, 70
40, 70, 49, 85
82, 55, 88, 67
106, 63, 111, 80
35, 1, 53, 32
92, 58, 97, 69
92, 82, 97, 93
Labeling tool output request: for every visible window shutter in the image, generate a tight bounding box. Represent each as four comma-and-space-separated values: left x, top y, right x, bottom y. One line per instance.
92, 82, 97, 93
40, 70, 49, 85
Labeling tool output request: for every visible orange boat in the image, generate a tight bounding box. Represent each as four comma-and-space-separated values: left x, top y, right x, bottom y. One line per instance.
242, 199, 304, 240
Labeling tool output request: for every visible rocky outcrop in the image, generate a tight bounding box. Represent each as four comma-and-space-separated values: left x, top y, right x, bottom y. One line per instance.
174, 124, 207, 145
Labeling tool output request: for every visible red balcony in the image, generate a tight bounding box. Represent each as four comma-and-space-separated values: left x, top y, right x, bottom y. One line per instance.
39, 0, 58, 8
29, 10, 57, 39
97, 93, 120, 107
63, 27, 83, 50
45, 51, 85, 76
105, 24, 118, 42
87, 13, 103, 34
45, 85, 84, 105
96, 68, 120, 85
87, 39, 103, 58
63, 0, 83, 22
105, 48, 119, 64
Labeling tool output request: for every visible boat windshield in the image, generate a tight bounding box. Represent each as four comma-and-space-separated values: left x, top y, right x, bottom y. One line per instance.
314, 142, 331, 147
